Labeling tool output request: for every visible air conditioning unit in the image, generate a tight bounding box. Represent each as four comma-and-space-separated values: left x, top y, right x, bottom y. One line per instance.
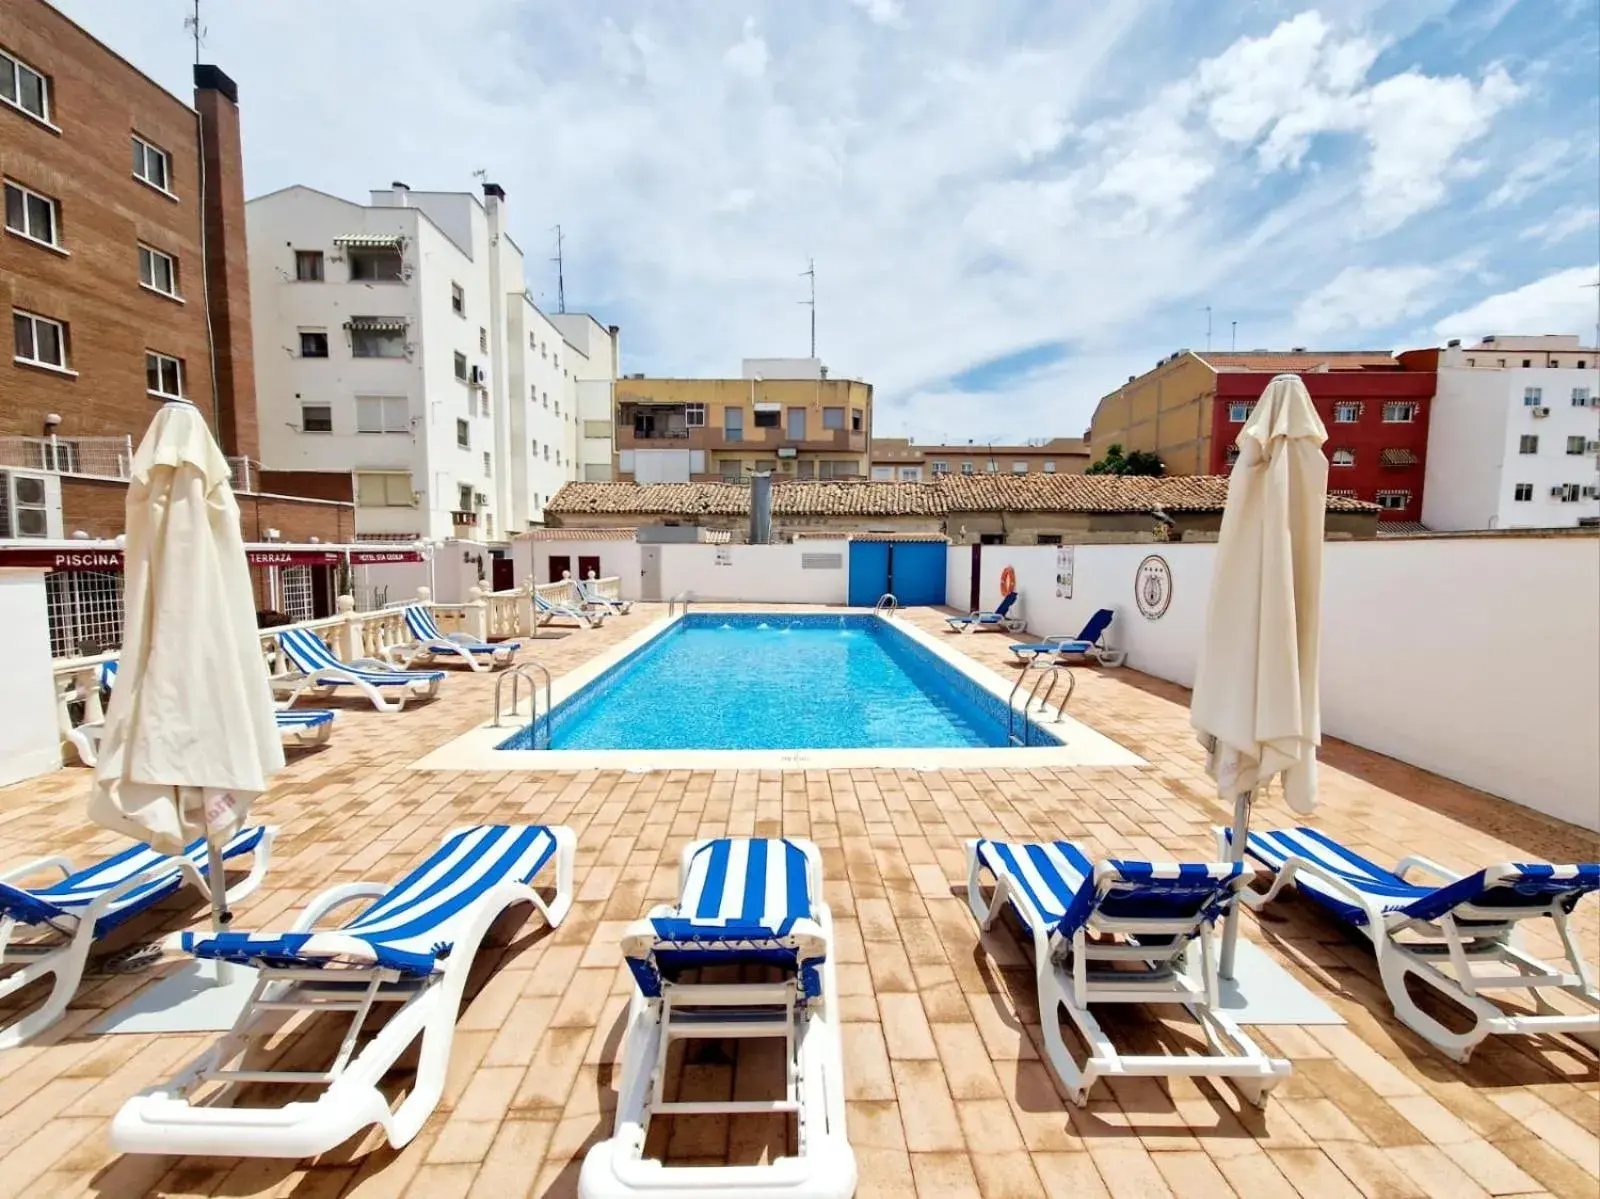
469, 365, 487, 386
1532, 407, 1550, 418
1550, 486, 1565, 497
1586, 441, 1600, 453
1583, 486, 1600, 499
473, 490, 489, 507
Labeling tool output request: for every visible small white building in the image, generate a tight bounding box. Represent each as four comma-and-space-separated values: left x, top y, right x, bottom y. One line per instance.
246, 182, 618, 542
1423, 336, 1600, 531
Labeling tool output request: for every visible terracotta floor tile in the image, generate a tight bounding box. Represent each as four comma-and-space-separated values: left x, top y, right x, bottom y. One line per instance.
844, 1021, 898, 1100
1384, 1145, 1494, 1198
1320, 1141, 1427, 1198
1032, 1151, 1111, 1197
1265, 1148, 1366, 1199
880, 992, 939, 1060
955, 1097, 1026, 1153
1084, 1142, 1175, 1199
909, 1151, 983, 1198
1151, 1150, 1237, 1199
969, 1151, 1047, 1198
892, 1060, 964, 1152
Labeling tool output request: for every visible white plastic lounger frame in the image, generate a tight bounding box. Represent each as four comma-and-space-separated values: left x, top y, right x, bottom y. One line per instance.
581, 837, 854, 1199
0, 825, 276, 1049
111, 823, 575, 1158
945, 590, 1024, 635
536, 591, 605, 629
391, 603, 519, 672
273, 626, 444, 713
1227, 826, 1600, 1062
966, 837, 1289, 1106
577, 580, 632, 616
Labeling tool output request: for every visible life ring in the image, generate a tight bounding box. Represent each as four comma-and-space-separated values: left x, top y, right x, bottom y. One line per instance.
999, 565, 1017, 596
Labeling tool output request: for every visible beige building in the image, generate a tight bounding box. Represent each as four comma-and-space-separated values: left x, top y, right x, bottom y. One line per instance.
614, 358, 871, 484
869, 437, 1090, 480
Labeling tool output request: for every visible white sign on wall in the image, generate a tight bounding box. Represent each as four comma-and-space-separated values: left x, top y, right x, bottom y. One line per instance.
1135, 554, 1173, 620
1055, 544, 1074, 599
714, 546, 732, 566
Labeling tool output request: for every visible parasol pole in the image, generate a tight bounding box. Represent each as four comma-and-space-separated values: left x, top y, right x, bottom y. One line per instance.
1218, 787, 1252, 981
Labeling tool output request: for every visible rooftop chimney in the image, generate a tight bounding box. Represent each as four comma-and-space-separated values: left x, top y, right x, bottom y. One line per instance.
1446, 338, 1461, 348
482, 182, 506, 200
749, 474, 773, 544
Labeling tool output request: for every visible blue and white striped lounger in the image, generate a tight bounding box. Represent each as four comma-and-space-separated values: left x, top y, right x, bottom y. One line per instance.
1009, 608, 1121, 665
966, 837, 1289, 1106
946, 589, 1023, 634
1226, 825, 1600, 1061
0, 825, 276, 1049
535, 591, 604, 629
275, 625, 444, 713
582, 837, 854, 1199
394, 603, 519, 672
577, 579, 631, 616
112, 824, 576, 1159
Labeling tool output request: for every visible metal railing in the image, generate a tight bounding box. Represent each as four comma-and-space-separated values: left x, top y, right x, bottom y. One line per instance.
874, 593, 898, 618
491, 662, 551, 744
227, 456, 257, 492
1007, 662, 1074, 747
667, 590, 694, 618
0, 435, 134, 480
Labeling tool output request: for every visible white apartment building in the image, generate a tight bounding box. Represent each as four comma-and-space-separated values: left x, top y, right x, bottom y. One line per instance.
552, 313, 620, 482
1423, 336, 1600, 531
246, 182, 617, 541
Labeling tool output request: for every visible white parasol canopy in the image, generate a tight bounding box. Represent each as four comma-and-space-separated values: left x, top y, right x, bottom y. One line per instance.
89, 401, 284, 856
1190, 374, 1328, 978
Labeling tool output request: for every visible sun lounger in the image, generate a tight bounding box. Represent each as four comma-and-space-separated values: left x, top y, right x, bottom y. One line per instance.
581, 837, 854, 1199
274, 626, 444, 713
0, 825, 276, 1049
1227, 826, 1600, 1061
966, 837, 1289, 1105
66, 660, 334, 765
577, 579, 632, 616
536, 591, 605, 629
946, 589, 1024, 634
1009, 608, 1123, 666
111, 823, 575, 1158
391, 602, 519, 672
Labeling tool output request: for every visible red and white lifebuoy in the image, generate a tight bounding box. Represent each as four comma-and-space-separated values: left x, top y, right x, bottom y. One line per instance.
999, 565, 1017, 596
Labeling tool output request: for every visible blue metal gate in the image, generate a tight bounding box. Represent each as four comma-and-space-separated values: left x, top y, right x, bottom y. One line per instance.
847, 539, 945, 607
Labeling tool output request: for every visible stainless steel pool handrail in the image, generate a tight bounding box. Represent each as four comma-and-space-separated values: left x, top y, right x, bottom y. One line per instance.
491, 661, 552, 747
1007, 661, 1074, 746
667, 590, 694, 618
874, 593, 898, 618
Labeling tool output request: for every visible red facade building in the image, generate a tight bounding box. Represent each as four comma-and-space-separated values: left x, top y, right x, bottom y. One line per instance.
1211, 367, 1436, 521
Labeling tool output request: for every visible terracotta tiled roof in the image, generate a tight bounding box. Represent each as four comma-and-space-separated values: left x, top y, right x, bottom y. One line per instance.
1376, 521, 1431, 536
544, 476, 1379, 519
519, 527, 639, 541
1379, 447, 1419, 466
1197, 351, 1397, 373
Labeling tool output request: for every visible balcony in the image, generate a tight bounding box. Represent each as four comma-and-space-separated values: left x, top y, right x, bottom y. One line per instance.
0, 435, 134, 481
451, 509, 479, 537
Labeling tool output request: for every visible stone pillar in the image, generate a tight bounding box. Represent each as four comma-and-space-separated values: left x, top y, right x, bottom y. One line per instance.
465, 585, 489, 641
1, 569, 64, 783
336, 594, 364, 661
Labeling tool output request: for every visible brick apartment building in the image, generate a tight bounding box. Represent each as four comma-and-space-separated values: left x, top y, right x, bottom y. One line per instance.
1090, 350, 1437, 522
870, 436, 1091, 480
1, 0, 351, 644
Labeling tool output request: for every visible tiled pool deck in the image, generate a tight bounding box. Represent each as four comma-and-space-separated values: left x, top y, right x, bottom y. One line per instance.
1, 603, 1595, 1198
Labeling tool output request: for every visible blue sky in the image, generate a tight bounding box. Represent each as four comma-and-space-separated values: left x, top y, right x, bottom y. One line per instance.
58, 0, 1600, 442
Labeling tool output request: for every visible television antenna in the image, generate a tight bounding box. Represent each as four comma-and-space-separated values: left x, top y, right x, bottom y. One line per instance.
552, 225, 566, 314
183, 0, 206, 63
800, 257, 816, 358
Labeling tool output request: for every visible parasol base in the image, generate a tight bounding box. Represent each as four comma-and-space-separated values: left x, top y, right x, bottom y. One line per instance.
1204, 939, 1344, 1026
93, 960, 258, 1035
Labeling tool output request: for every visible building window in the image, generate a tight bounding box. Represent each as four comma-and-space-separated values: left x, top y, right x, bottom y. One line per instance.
1573, 387, 1591, 407
1567, 435, 1588, 455
1036, 534, 1062, 546
1513, 483, 1533, 502
529, 332, 536, 351
145, 351, 184, 398
299, 330, 328, 358
4, 179, 59, 247
451, 283, 464, 316
1519, 435, 1539, 454
458, 483, 474, 511
456, 419, 470, 449
356, 395, 408, 433
960, 461, 974, 475
871, 465, 892, 481
1559, 483, 1582, 502
928, 460, 947, 475
1330, 448, 1355, 466
348, 248, 402, 282
350, 323, 404, 358
822, 407, 844, 430
898, 466, 921, 480
541, 390, 549, 408
554, 400, 560, 415
685, 403, 706, 427
300, 404, 333, 433
724, 408, 744, 441
1332, 402, 1360, 423
1577, 360, 1587, 369
478, 326, 487, 352
817, 460, 857, 478
1382, 402, 1417, 423
1042, 460, 1056, 473
531, 438, 538, 454
1225, 445, 1241, 465
1521, 359, 1532, 368
131, 135, 172, 194
1012, 461, 1028, 473
754, 409, 780, 429
1, 47, 51, 123
13, 310, 67, 370
851, 408, 863, 432
137, 244, 178, 297
543, 445, 550, 461
1375, 491, 1409, 510
1228, 401, 1254, 422
454, 351, 468, 381
483, 451, 492, 477
1523, 387, 1543, 406
355, 472, 412, 507
720, 460, 742, 481
294, 250, 324, 281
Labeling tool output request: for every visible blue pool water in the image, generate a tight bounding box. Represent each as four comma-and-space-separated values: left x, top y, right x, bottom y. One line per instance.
497, 613, 1059, 752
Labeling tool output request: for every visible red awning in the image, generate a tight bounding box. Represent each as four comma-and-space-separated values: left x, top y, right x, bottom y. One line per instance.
0, 547, 125, 571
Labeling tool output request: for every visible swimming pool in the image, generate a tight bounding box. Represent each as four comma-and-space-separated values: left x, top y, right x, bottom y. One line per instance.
495, 613, 1062, 751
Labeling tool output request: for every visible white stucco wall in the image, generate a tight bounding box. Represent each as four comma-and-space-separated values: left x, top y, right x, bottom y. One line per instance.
658, 542, 850, 603
514, 539, 643, 596
0, 569, 63, 783
963, 538, 1600, 829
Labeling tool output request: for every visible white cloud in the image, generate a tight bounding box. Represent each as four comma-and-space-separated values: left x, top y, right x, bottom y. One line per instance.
1295, 265, 1443, 333
847, 0, 904, 25
1519, 205, 1600, 246
1434, 266, 1600, 342
723, 18, 769, 79
1486, 139, 1573, 208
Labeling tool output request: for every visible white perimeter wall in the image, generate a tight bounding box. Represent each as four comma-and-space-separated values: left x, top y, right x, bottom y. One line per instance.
515, 539, 643, 596
963, 539, 1600, 829
0, 569, 63, 783
659, 542, 850, 604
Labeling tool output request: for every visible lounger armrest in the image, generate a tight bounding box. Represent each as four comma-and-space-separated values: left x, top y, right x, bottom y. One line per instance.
1392, 855, 1462, 885
0, 855, 73, 886
1275, 855, 1390, 928
289, 882, 392, 933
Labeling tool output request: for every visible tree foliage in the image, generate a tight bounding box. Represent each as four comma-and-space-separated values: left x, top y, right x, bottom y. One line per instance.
1085, 443, 1164, 476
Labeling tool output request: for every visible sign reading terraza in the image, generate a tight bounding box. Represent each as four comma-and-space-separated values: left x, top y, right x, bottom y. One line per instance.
1134, 554, 1173, 621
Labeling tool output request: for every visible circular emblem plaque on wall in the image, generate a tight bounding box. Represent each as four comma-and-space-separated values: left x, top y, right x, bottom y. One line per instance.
1134, 554, 1173, 621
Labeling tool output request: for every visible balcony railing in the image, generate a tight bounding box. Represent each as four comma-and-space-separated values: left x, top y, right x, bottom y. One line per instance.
0, 435, 134, 481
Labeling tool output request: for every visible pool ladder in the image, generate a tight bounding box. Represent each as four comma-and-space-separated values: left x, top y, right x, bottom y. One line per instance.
874, 593, 898, 618
491, 660, 552, 748
667, 590, 695, 618
1007, 661, 1074, 747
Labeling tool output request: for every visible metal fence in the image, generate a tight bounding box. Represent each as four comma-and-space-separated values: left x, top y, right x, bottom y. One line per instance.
0, 435, 134, 480
46, 571, 125, 657
280, 565, 314, 622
